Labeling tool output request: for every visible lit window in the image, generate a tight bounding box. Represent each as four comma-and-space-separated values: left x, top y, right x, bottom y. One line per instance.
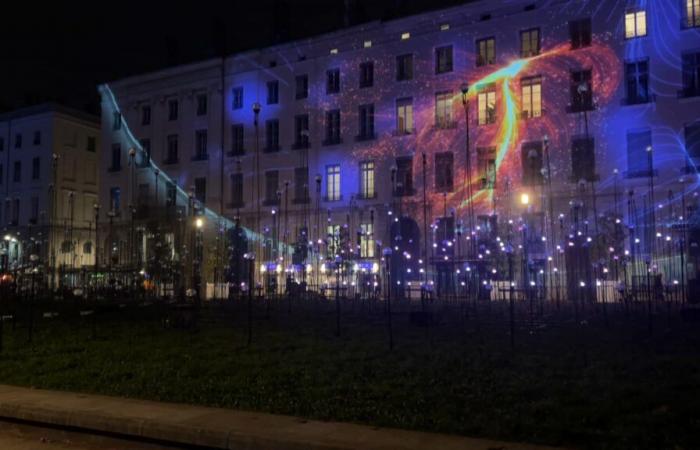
521, 76, 542, 118
326, 165, 340, 201
625, 10, 647, 38
477, 147, 496, 189
435, 91, 454, 129
360, 161, 375, 199
686, 0, 700, 28
440, 23, 450, 31
477, 88, 496, 125
476, 37, 495, 66
364, 40, 372, 48
327, 224, 341, 256
396, 97, 413, 134
360, 223, 375, 258
401, 32, 410, 40
520, 28, 540, 57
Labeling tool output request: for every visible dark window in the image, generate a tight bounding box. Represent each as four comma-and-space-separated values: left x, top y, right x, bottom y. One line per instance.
521, 141, 544, 185
626, 129, 653, 177
357, 104, 375, 140
294, 167, 309, 202
165, 135, 178, 164
436, 216, 455, 255
267, 81, 279, 104
476, 37, 495, 66
166, 182, 176, 207
196, 94, 207, 116
0, 137, 4, 151
110, 144, 121, 171
87, 136, 96, 152
521, 28, 540, 57
33, 131, 41, 145
435, 45, 453, 74
324, 110, 341, 145
570, 18, 592, 49
435, 152, 454, 193
569, 69, 594, 112
168, 99, 178, 121
112, 112, 121, 130
686, 122, 700, 161
0, 164, 3, 185
265, 120, 279, 152
32, 157, 40, 180
141, 105, 151, 125
625, 59, 650, 104
194, 177, 206, 204
326, 69, 340, 94
360, 62, 374, 88
194, 129, 208, 160
396, 54, 413, 81
395, 157, 413, 196
13, 161, 21, 183
231, 124, 245, 155
12, 199, 19, 225
265, 171, 279, 204
294, 114, 309, 149
232, 87, 244, 109
30, 197, 38, 224
681, 51, 700, 98
137, 183, 149, 207
139, 138, 151, 167
110, 187, 121, 212
571, 137, 596, 181
14, 133, 22, 148
230, 173, 244, 207
295, 75, 308, 99
477, 147, 496, 189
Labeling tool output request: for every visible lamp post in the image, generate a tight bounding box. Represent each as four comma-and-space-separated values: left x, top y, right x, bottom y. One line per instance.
194, 216, 204, 306
461, 82, 476, 259
520, 193, 531, 311
94, 203, 100, 293
253, 101, 262, 286
244, 251, 255, 346
383, 247, 394, 350
315, 174, 322, 290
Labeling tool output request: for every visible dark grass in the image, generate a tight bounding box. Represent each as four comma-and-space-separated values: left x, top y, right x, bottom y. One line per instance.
0, 297, 699, 449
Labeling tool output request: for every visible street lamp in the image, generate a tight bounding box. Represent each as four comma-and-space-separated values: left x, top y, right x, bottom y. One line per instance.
460, 82, 476, 258
253, 101, 262, 282
94, 203, 100, 292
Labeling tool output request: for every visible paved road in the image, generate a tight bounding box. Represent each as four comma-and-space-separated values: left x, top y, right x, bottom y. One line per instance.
0, 421, 189, 450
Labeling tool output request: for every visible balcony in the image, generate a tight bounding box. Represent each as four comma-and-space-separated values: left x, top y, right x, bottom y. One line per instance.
263, 145, 280, 153
292, 140, 310, 150
358, 192, 377, 200
621, 94, 655, 106
323, 195, 343, 202
322, 137, 342, 147
355, 132, 376, 142
393, 186, 416, 197
566, 102, 596, 113
191, 153, 209, 162
227, 149, 245, 157
434, 120, 457, 130
392, 129, 413, 137
625, 169, 658, 179
292, 197, 311, 205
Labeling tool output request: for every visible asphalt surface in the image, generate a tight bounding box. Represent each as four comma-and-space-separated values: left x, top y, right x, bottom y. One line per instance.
0, 420, 191, 450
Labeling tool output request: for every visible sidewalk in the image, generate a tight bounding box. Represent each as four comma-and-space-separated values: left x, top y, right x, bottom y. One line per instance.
0, 385, 562, 450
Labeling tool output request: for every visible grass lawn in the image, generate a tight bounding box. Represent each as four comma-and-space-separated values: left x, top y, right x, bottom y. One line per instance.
0, 297, 698, 449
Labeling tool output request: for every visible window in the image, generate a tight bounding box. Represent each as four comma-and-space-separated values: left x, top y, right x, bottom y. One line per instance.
521, 76, 542, 118
681, 51, 700, 97
15, 133, 22, 148
435, 91, 454, 128
110, 187, 121, 213
32, 157, 40, 180
87, 136, 96, 152
137, 183, 150, 206
521, 28, 540, 57
326, 165, 340, 201
267, 81, 279, 104
476, 37, 495, 66
0, 137, 4, 151
625, 10, 647, 38
395, 157, 413, 196
112, 112, 121, 130
12, 199, 19, 225
110, 144, 121, 171
360, 161, 375, 199
478, 87, 496, 125
30, 197, 38, 224
570, 18, 592, 49
265, 119, 279, 152
294, 167, 309, 202
231, 124, 245, 155
571, 137, 596, 181
435, 45, 453, 74
625, 59, 650, 104
626, 129, 653, 177
327, 69, 340, 94
295, 75, 308, 99
477, 147, 496, 189
0, 164, 3, 185
685, 121, 700, 162
396, 98, 414, 134
324, 110, 341, 145
435, 152, 454, 193
327, 224, 341, 256
168, 99, 178, 121
33, 131, 41, 145
166, 135, 178, 164
194, 177, 206, 204
196, 94, 207, 116
194, 129, 208, 160
569, 70, 593, 112
13, 161, 21, 183
397, 54, 413, 81
166, 182, 176, 207
139, 138, 151, 167
294, 114, 309, 149
232, 87, 244, 109
360, 223, 374, 258
360, 62, 374, 88
264, 171, 279, 204
685, 0, 700, 28
230, 173, 244, 207
141, 105, 151, 125
357, 104, 375, 140
521, 141, 544, 185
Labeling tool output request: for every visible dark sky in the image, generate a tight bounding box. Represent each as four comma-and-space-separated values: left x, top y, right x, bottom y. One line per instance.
0, 0, 468, 115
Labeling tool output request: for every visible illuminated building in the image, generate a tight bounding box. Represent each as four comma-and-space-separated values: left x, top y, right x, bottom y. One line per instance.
99, 0, 700, 298
0, 104, 100, 284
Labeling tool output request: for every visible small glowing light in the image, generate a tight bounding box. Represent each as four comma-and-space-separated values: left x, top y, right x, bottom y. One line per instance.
260, 264, 267, 273
306, 264, 313, 273
520, 193, 530, 205
330, 48, 338, 54
320, 264, 327, 274
372, 262, 379, 274
364, 40, 372, 48
195, 217, 204, 229
275, 265, 282, 274
401, 32, 410, 40
440, 23, 450, 31
580, 281, 586, 287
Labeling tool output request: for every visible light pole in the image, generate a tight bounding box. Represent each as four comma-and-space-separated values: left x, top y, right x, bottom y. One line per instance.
253, 101, 262, 287
315, 174, 322, 291
461, 82, 476, 259
94, 203, 100, 293
383, 247, 394, 350
194, 216, 204, 306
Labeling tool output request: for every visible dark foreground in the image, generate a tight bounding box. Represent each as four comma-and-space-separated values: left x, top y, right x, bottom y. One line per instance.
0, 295, 698, 449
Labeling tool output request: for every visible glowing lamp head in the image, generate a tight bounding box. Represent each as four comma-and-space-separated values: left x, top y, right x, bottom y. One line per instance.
520, 193, 530, 206
195, 217, 204, 229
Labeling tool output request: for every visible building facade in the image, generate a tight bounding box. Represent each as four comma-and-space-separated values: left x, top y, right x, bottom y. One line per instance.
0, 104, 100, 286
99, 0, 700, 298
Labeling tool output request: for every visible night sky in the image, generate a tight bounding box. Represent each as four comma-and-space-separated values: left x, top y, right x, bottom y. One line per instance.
0, 0, 469, 115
